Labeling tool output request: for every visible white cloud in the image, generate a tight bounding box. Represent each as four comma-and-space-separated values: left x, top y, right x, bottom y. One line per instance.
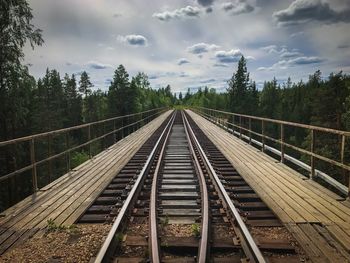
153, 6, 201, 21
215, 49, 243, 63
222, 0, 255, 15
117, 34, 148, 46
187, 43, 220, 54
258, 56, 324, 71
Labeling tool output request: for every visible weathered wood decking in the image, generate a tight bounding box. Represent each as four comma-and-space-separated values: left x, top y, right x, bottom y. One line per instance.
0, 111, 172, 256
188, 110, 350, 262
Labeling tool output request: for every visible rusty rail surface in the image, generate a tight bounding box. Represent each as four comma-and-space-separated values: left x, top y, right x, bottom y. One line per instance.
0, 108, 168, 193
192, 107, 350, 196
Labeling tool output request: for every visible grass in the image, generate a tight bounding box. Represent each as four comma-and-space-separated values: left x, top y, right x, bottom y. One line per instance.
46, 219, 78, 233
191, 223, 201, 238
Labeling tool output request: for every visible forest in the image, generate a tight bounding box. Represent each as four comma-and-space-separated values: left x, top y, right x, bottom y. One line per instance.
1, 0, 350, 212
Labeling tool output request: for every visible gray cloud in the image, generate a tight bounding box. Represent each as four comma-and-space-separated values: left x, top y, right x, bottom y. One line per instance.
206, 7, 213, 13
153, 6, 201, 21
213, 63, 229, 67
338, 44, 350, 49
200, 78, 216, 83
273, 0, 350, 26
215, 49, 243, 63
187, 43, 220, 54
258, 56, 324, 70
87, 61, 112, 69
178, 58, 190, 65
117, 34, 148, 46
197, 0, 214, 6
222, 0, 255, 15
280, 51, 302, 58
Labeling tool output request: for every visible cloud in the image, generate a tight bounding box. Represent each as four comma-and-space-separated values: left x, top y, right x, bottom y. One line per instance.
338, 44, 350, 49
206, 7, 213, 13
87, 61, 112, 70
280, 51, 302, 58
222, 0, 255, 15
258, 56, 324, 71
197, 0, 214, 7
215, 49, 243, 63
273, 0, 350, 26
290, 31, 304, 38
178, 58, 190, 65
187, 43, 220, 54
200, 78, 216, 83
117, 34, 148, 46
153, 6, 201, 21
213, 63, 229, 67
261, 45, 302, 58
113, 13, 122, 18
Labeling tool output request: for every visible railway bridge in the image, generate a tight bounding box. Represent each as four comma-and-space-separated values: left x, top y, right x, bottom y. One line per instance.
0, 109, 350, 262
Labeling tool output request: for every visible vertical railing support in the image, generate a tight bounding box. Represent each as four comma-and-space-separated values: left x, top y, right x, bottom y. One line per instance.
88, 125, 92, 159
66, 132, 70, 172
232, 115, 235, 135
30, 138, 38, 192
239, 116, 242, 139
249, 118, 252, 144
310, 129, 315, 179
113, 119, 116, 143
262, 120, 265, 152
48, 135, 52, 183
280, 123, 285, 163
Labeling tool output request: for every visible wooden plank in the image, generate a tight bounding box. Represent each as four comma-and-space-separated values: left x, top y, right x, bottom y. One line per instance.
286, 223, 328, 263
0, 111, 172, 255
299, 223, 345, 263
326, 224, 350, 252
189, 110, 350, 223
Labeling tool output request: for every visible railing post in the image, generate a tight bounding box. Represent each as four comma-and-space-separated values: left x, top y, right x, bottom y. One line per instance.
249, 118, 252, 144
48, 135, 52, 182
66, 132, 70, 172
262, 120, 265, 152
340, 134, 348, 196
310, 129, 315, 179
239, 116, 242, 139
30, 138, 38, 192
232, 115, 235, 135
88, 125, 92, 158
280, 123, 285, 163
113, 119, 116, 143
121, 117, 124, 138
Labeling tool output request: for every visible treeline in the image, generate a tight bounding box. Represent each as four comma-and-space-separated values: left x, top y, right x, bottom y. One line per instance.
0, 65, 175, 212
2, 66, 175, 141
181, 56, 350, 189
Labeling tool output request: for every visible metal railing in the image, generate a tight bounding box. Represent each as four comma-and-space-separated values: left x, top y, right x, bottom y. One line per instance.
0, 108, 168, 194
192, 107, 350, 197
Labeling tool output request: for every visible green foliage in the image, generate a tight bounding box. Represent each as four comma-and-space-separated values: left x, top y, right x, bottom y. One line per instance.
71, 151, 90, 169
191, 223, 201, 238
46, 219, 77, 233
160, 215, 169, 228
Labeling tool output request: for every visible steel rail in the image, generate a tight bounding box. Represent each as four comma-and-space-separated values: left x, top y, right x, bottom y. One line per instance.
182, 111, 210, 263
183, 112, 266, 263
149, 111, 176, 263
93, 111, 176, 263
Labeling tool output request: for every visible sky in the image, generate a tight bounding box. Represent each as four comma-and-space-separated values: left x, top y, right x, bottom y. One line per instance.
24, 0, 350, 93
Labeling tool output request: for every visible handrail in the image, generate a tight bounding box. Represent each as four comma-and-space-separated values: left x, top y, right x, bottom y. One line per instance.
192, 107, 350, 197
0, 108, 168, 195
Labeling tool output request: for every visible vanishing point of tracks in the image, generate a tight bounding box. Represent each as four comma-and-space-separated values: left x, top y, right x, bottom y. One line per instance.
78, 110, 302, 263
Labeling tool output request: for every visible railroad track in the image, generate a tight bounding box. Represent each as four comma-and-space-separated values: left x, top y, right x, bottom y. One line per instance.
78, 110, 303, 262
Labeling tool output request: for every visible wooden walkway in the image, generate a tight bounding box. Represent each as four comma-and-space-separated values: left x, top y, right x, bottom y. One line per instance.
188, 110, 350, 262
0, 111, 172, 256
